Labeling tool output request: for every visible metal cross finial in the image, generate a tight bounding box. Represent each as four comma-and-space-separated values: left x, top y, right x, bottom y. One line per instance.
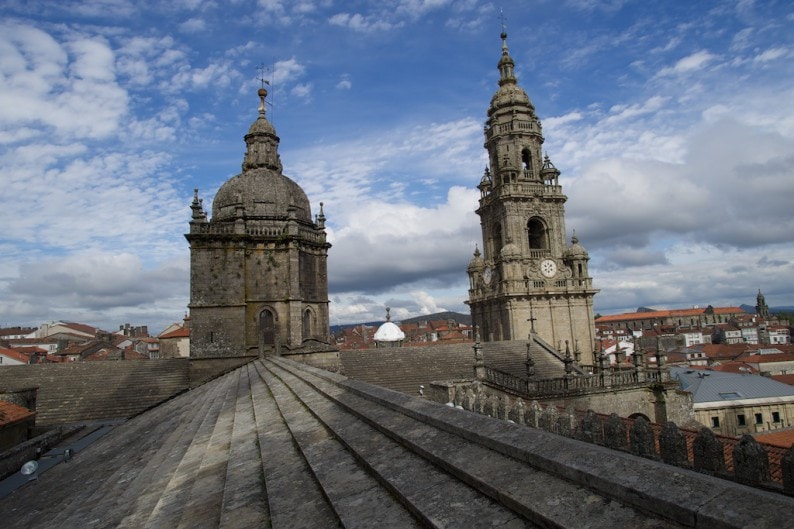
527, 304, 537, 335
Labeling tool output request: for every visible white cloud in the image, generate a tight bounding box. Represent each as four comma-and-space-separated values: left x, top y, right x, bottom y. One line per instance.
545, 111, 583, 129
272, 57, 306, 85
0, 24, 127, 140
167, 59, 238, 92
657, 50, 717, 76
328, 12, 397, 33
2, 252, 189, 332
327, 186, 479, 293
396, 0, 452, 18
291, 82, 312, 99
179, 17, 207, 33
753, 47, 789, 63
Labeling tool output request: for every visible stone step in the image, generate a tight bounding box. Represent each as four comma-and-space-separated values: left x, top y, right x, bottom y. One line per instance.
257, 361, 422, 528
141, 370, 240, 528
247, 360, 338, 528
218, 364, 270, 528
264, 359, 536, 528
104, 379, 230, 527
272, 358, 683, 529
174, 367, 243, 529
30, 367, 231, 528
113, 372, 238, 529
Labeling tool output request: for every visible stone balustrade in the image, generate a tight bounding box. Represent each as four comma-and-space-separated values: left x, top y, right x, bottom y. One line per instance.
444, 382, 794, 493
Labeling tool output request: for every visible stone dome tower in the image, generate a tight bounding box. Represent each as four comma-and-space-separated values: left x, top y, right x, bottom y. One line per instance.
186, 87, 332, 357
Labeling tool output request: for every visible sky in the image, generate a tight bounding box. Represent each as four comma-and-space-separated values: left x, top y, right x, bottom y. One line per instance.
1, 0, 793, 334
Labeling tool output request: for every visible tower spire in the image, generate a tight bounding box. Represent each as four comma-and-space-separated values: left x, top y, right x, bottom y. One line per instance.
497, 11, 516, 86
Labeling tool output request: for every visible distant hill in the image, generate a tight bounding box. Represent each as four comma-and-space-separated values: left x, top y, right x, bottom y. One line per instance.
330, 311, 470, 334
740, 304, 794, 315
399, 311, 471, 325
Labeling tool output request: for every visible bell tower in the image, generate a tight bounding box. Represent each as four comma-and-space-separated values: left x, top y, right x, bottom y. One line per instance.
466, 30, 598, 356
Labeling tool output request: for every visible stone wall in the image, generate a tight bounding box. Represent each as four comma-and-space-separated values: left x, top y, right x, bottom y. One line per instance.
0, 425, 81, 480
288, 350, 341, 373
0, 360, 190, 425
190, 304, 246, 358
0, 387, 37, 412
188, 356, 256, 387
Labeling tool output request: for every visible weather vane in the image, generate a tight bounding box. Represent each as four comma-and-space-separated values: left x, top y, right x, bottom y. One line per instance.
255, 62, 275, 121
256, 62, 271, 89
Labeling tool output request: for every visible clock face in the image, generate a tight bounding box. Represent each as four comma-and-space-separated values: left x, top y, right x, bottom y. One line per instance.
540, 259, 557, 278
483, 267, 493, 285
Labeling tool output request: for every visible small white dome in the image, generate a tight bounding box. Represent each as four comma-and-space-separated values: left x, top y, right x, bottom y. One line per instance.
374, 321, 405, 342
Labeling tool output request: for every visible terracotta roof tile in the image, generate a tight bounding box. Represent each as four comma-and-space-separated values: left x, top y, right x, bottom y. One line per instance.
754, 429, 794, 449
0, 347, 32, 364
742, 352, 794, 364
62, 322, 100, 335
12, 346, 47, 354
771, 374, 794, 386
0, 400, 36, 426
596, 306, 745, 324
159, 327, 190, 339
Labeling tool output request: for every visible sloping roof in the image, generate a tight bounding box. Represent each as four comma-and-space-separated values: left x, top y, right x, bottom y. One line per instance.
159, 327, 190, 339
754, 429, 794, 448
0, 327, 35, 338
743, 352, 794, 364
707, 361, 758, 374
596, 306, 744, 323
11, 346, 47, 355
0, 347, 31, 364
771, 374, 794, 386
671, 366, 794, 404
58, 321, 100, 336
0, 400, 35, 427
2, 357, 793, 527
687, 343, 751, 360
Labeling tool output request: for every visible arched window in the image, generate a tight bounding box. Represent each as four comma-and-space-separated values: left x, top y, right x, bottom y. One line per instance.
522, 148, 533, 177
527, 217, 547, 250
260, 309, 276, 346
303, 308, 313, 340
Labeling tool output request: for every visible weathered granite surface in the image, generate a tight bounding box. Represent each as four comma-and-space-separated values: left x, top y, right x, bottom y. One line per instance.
1, 357, 792, 528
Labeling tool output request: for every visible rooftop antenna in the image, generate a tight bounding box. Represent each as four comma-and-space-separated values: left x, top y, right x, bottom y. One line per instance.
255, 62, 275, 122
